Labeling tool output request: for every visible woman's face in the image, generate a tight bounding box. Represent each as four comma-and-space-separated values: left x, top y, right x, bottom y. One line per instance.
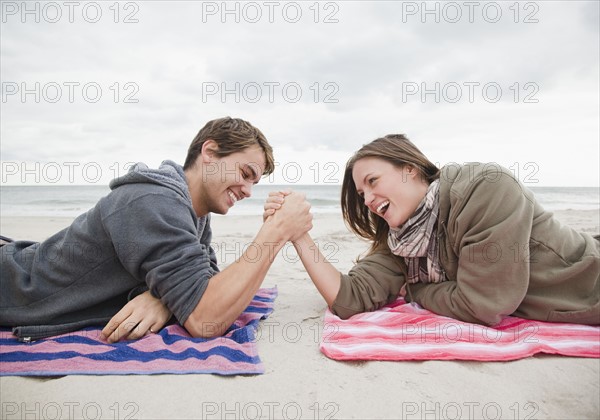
352, 157, 429, 228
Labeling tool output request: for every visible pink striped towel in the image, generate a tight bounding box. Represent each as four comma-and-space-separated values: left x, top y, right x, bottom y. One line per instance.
0, 287, 277, 376
320, 298, 600, 361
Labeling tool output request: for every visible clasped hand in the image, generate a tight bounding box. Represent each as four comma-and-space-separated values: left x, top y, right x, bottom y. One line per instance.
263, 190, 312, 241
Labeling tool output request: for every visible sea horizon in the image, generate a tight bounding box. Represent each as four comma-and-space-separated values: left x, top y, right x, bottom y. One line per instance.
1, 184, 599, 218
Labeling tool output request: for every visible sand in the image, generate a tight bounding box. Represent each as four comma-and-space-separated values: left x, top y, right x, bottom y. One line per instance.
1, 210, 599, 419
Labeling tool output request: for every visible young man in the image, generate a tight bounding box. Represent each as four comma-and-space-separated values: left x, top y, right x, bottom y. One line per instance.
1, 117, 312, 342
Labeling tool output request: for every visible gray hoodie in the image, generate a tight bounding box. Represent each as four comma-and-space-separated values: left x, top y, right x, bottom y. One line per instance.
1, 160, 218, 340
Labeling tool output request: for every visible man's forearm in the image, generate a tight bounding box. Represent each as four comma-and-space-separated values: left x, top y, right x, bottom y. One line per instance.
184, 223, 286, 338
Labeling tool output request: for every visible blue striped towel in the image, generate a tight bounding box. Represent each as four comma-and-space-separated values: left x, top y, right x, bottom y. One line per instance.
0, 287, 277, 376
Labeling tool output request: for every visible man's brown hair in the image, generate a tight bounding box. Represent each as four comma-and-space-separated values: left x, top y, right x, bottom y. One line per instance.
184, 117, 275, 176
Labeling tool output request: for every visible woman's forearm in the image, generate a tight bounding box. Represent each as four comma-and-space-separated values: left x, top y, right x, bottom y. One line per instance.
292, 233, 341, 306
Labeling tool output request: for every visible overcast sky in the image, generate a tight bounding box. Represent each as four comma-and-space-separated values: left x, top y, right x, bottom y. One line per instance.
1, 0, 598, 186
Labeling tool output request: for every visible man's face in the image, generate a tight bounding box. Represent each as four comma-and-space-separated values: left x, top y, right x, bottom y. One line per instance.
198, 144, 266, 215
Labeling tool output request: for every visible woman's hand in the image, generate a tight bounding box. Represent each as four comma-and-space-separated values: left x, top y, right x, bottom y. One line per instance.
272, 192, 313, 242
101, 291, 172, 343
263, 190, 291, 222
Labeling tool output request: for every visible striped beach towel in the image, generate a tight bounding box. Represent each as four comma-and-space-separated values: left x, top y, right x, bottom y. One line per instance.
0, 287, 277, 376
320, 298, 600, 361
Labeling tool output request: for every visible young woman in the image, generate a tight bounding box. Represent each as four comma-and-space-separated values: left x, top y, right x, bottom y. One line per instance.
266, 135, 599, 325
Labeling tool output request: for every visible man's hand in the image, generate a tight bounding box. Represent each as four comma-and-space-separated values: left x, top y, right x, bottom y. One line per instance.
101, 291, 172, 343
267, 191, 313, 242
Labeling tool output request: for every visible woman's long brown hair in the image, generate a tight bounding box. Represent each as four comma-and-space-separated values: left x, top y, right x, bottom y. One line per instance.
341, 134, 440, 255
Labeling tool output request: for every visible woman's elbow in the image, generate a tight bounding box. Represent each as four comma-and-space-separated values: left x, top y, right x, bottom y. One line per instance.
462, 303, 514, 326
330, 301, 370, 320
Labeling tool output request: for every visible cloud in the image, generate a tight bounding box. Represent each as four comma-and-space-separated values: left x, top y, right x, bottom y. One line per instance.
1, 1, 598, 186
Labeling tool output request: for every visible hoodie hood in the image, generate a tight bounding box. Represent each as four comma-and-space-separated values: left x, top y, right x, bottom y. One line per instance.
109, 160, 191, 203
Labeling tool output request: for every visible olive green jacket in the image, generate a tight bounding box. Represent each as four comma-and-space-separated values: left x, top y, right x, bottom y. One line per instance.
332, 163, 599, 325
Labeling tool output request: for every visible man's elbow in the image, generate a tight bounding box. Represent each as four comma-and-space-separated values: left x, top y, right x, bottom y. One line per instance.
184, 315, 230, 338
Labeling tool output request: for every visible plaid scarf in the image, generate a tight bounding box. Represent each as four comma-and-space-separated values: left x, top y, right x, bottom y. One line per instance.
387, 180, 446, 284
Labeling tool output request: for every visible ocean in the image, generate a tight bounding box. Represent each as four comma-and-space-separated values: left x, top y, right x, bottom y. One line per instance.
0, 184, 598, 218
